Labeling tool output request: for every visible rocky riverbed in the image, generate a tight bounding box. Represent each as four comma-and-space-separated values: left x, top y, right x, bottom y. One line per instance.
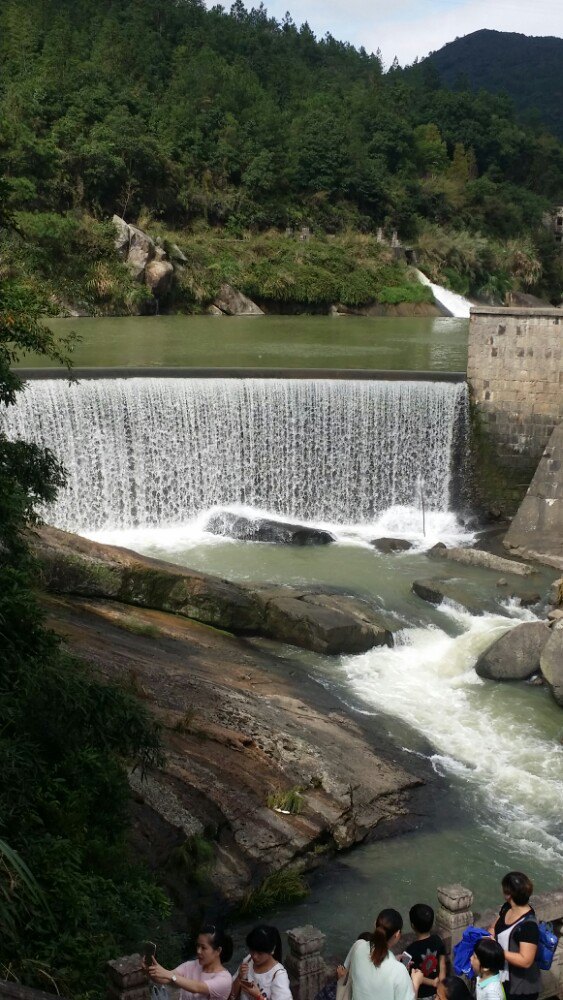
35, 526, 434, 912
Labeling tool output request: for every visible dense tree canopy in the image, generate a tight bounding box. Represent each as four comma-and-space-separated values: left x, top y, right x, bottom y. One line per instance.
0, 193, 169, 997
1, 0, 562, 238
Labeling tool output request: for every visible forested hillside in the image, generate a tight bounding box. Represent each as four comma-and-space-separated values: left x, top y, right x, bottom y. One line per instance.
424, 30, 563, 142
1, 0, 563, 305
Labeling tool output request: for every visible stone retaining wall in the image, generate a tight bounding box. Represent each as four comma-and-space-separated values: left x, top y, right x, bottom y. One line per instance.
468, 306, 563, 473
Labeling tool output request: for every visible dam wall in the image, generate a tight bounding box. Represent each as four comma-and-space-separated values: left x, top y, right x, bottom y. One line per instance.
468, 306, 563, 473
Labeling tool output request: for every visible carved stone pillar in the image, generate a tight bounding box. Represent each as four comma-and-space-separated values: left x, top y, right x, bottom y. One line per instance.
435, 884, 474, 960
107, 954, 150, 1000
286, 925, 328, 1000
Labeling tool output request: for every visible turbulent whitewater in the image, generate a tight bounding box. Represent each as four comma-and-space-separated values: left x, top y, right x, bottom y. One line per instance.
3, 377, 468, 532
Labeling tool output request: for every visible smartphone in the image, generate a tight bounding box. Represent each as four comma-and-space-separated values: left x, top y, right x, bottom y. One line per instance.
144, 941, 157, 965
400, 952, 412, 968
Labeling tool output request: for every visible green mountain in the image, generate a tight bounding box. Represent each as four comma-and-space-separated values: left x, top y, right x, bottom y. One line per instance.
423, 29, 563, 140
1, 1, 563, 304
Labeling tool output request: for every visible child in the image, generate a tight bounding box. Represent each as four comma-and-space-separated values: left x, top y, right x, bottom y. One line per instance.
408, 904, 446, 998
470, 938, 506, 1000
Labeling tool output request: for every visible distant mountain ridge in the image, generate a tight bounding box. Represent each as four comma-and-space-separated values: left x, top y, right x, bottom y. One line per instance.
424, 29, 563, 140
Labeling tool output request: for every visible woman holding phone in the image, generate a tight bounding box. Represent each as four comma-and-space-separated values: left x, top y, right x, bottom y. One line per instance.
146, 924, 233, 1000
231, 925, 292, 1000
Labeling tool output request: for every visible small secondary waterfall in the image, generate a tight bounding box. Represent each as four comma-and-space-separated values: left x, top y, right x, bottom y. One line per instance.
414, 268, 472, 318
3, 377, 468, 532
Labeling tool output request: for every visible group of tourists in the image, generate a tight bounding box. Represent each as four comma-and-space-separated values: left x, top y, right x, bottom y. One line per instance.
144, 871, 542, 1000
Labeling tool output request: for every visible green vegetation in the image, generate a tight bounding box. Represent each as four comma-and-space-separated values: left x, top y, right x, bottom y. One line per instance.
238, 867, 309, 914
0, 0, 562, 307
170, 835, 215, 889
0, 204, 170, 996
423, 30, 563, 141
266, 787, 304, 814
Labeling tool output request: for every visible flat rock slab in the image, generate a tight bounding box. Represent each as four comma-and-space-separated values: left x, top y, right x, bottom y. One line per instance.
204, 510, 335, 545
33, 525, 389, 656
427, 544, 535, 577
475, 621, 552, 680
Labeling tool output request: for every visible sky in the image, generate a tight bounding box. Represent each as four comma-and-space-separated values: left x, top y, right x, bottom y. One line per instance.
236, 0, 563, 67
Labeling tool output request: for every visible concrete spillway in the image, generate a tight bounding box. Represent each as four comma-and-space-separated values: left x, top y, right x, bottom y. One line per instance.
2, 377, 469, 532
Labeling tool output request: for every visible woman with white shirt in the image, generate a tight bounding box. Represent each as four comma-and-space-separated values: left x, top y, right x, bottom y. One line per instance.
231, 925, 292, 1000
344, 909, 414, 1000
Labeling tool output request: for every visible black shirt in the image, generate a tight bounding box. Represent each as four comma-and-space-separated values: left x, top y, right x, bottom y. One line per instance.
494, 904, 540, 948
407, 934, 446, 998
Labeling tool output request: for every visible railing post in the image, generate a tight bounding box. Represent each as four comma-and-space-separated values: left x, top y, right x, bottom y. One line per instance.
286, 925, 327, 1000
107, 954, 149, 1000
435, 885, 474, 965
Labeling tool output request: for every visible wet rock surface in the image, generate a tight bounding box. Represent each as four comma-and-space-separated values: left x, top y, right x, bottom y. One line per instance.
540, 626, 563, 706
33, 526, 391, 655
475, 622, 552, 680
44, 593, 427, 904
204, 510, 336, 545
370, 537, 413, 553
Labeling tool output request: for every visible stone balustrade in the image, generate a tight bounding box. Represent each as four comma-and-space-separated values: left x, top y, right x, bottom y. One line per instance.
104, 885, 563, 1000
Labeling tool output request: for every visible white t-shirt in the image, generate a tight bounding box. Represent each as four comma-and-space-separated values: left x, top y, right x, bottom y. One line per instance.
173, 959, 233, 1000
344, 939, 414, 1000
236, 956, 293, 1000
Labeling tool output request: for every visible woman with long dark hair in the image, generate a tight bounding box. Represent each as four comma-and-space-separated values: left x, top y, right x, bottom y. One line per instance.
344, 909, 414, 1000
231, 925, 292, 1000
147, 925, 233, 1000
493, 872, 540, 1000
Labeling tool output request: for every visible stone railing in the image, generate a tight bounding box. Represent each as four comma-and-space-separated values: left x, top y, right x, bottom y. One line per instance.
106, 885, 563, 1000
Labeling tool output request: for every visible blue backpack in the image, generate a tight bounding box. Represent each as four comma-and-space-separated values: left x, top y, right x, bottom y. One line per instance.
453, 926, 491, 979
537, 921, 558, 972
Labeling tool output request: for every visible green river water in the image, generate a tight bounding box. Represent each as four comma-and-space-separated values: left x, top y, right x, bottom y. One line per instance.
24, 314, 468, 371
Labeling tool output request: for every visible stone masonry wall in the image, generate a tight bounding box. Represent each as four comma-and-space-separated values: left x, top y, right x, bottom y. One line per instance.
468, 306, 563, 472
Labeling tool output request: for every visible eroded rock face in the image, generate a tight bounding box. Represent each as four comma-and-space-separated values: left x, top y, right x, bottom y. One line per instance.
475, 622, 551, 681
46, 594, 425, 903
204, 510, 335, 545
32, 526, 390, 655
213, 282, 264, 315
540, 627, 563, 706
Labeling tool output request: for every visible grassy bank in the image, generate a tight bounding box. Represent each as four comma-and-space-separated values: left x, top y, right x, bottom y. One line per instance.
0, 212, 432, 315
2, 210, 560, 317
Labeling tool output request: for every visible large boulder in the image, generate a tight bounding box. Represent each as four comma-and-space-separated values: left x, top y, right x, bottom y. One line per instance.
371, 537, 413, 553
257, 590, 393, 655
204, 510, 335, 545
112, 214, 131, 257
145, 260, 174, 297
32, 526, 389, 656
540, 626, 563, 706
475, 622, 552, 681
213, 283, 264, 316
126, 223, 156, 281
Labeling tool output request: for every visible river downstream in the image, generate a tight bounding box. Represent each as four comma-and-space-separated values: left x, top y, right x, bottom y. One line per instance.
8, 315, 563, 946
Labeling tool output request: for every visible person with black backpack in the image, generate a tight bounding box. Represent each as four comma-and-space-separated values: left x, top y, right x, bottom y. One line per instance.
493, 872, 540, 1000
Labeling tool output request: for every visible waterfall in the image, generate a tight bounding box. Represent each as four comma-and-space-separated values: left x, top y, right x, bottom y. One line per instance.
414, 268, 472, 318
2, 377, 468, 532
